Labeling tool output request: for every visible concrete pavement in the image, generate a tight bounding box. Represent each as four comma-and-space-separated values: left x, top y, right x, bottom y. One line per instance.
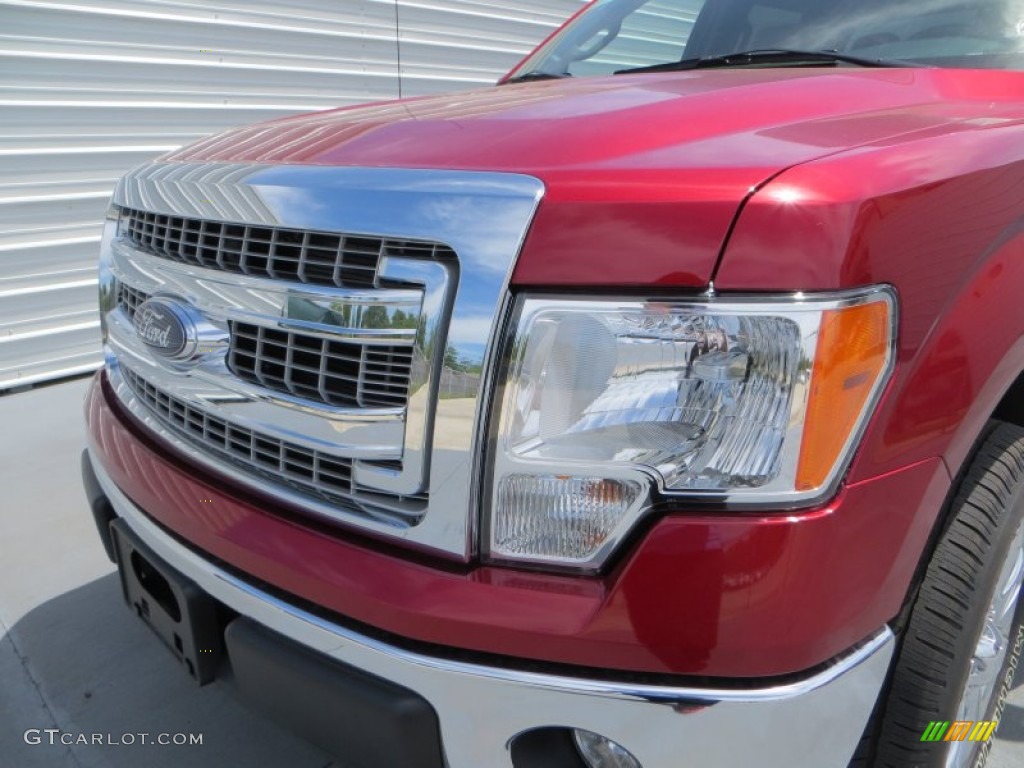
1, 376, 1021, 767
0, 377, 331, 768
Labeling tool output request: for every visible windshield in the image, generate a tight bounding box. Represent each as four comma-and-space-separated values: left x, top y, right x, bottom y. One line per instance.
509, 0, 1024, 79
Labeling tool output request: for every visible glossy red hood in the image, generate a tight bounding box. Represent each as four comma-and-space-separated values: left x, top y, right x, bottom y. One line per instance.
165, 68, 1008, 286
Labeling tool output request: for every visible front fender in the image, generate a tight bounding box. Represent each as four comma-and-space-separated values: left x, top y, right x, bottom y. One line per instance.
716, 123, 1024, 603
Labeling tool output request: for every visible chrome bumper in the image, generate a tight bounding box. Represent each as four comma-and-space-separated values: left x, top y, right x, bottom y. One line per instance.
90, 448, 893, 768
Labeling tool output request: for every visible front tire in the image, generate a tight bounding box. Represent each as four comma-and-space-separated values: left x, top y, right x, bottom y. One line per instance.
869, 422, 1024, 768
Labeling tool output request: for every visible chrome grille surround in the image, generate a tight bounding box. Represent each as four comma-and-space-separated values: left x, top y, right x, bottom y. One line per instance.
100, 163, 545, 560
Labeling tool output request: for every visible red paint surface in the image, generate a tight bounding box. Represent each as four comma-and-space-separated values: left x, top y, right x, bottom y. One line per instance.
717, 105, 1024, 484
166, 68, 1024, 288
88, 372, 949, 677
163, 68, 1019, 288
97, 65, 1024, 676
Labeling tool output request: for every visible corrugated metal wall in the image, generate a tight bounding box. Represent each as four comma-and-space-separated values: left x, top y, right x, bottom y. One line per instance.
0, 0, 584, 391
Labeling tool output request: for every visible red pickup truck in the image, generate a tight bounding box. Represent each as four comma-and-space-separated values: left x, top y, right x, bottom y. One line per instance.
81, 1, 1024, 766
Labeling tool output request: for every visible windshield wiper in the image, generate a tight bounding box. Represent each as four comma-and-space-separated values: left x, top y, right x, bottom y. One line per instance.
502, 71, 572, 85
615, 49, 913, 75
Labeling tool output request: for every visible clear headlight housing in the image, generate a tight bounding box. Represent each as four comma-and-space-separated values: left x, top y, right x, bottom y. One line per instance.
485, 289, 896, 570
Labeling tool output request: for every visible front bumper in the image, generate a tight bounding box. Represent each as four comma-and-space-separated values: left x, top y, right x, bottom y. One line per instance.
86, 447, 893, 767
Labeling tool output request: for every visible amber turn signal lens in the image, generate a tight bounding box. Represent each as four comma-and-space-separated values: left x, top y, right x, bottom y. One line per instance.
797, 301, 892, 492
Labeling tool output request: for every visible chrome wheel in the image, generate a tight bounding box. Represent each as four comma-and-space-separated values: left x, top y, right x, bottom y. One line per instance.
945, 519, 1024, 768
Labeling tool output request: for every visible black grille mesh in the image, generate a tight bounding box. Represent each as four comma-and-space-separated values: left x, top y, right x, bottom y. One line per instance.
119, 207, 453, 289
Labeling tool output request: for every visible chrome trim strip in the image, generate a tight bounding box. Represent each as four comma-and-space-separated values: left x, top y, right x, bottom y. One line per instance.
354, 257, 451, 496
90, 448, 894, 768
111, 244, 425, 343
107, 164, 546, 559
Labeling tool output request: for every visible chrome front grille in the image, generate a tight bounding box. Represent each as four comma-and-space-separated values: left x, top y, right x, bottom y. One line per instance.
122, 367, 426, 517
103, 163, 546, 559
228, 322, 413, 409
120, 207, 453, 289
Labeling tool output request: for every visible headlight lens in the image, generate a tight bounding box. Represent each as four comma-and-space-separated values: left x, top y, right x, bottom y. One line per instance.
485, 289, 895, 569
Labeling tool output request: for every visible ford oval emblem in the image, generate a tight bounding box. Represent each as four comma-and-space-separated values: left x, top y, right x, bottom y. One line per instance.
133, 299, 192, 359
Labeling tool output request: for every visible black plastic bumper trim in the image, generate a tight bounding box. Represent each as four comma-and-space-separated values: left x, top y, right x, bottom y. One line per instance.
81, 449, 117, 563
225, 617, 445, 768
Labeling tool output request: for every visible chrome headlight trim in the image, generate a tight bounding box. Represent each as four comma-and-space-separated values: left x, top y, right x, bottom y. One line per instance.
482, 287, 898, 570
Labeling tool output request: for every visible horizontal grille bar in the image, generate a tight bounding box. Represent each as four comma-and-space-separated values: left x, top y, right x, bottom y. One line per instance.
118, 207, 454, 290
116, 283, 412, 410
228, 322, 412, 409
121, 367, 425, 522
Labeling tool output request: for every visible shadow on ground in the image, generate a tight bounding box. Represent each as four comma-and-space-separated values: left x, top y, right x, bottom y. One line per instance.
0, 573, 335, 768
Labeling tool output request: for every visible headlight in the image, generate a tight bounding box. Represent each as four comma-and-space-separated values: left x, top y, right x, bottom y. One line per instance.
484, 288, 895, 570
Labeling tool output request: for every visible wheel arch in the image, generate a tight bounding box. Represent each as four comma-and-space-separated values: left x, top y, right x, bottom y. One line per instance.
993, 367, 1024, 430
